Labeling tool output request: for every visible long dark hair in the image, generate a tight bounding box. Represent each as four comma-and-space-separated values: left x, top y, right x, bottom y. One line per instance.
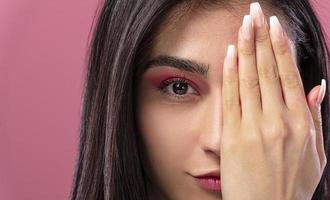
70, 0, 330, 199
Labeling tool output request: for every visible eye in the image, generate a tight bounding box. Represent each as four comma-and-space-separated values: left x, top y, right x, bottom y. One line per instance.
159, 77, 199, 100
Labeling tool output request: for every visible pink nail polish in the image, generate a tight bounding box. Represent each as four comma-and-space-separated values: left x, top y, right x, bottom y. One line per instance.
269, 16, 285, 42
242, 15, 252, 40
316, 79, 326, 105
250, 2, 264, 27
226, 45, 236, 68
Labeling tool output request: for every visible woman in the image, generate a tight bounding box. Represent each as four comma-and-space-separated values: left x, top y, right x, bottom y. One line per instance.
70, 0, 330, 199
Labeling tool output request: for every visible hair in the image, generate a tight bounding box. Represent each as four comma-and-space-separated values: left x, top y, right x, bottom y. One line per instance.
69, 0, 330, 199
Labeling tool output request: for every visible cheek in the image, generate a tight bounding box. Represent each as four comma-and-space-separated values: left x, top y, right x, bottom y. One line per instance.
135, 78, 201, 152
135, 87, 202, 169
137, 100, 192, 160
134, 77, 213, 174
135, 101, 191, 192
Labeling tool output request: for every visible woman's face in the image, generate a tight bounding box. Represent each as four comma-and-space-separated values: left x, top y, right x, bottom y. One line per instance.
135, 4, 289, 200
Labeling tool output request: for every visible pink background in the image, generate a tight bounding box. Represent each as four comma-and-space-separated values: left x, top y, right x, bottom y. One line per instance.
0, 0, 329, 199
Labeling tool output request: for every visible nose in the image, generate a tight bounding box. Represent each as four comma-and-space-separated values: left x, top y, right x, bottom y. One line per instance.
198, 92, 221, 157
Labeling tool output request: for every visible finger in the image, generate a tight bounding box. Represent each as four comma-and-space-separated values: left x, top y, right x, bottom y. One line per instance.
307, 80, 327, 167
238, 15, 262, 121
269, 15, 308, 111
250, 2, 285, 113
222, 45, 241, 126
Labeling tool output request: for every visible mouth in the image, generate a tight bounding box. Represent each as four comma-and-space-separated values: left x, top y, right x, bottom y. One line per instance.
191, 170, 221, 192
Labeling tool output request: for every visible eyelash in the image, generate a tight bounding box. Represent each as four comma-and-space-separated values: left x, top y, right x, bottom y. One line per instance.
158, 73, 199, 101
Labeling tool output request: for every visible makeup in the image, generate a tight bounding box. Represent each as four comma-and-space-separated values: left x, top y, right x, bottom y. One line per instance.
195, 176, 221, 192
143, 66, 210, 96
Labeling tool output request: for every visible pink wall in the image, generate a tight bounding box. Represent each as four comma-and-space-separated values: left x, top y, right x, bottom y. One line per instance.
0, 0, 100, 199
314, 0, 330, 46
0, 0, 329, 199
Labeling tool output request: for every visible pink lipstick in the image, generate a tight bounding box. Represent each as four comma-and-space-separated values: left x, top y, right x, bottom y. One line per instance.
194, 176, 221, 192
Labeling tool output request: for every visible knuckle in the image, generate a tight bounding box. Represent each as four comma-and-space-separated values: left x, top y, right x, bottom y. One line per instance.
240, 77, 260, 89
280, 73, 301, 89
223, 74, 238, 86
263, 119, 289, 141
259, 63, 279, 80
293, 120, 312, 139
294, 120, 310, 133
273, 40, 289, 56
238, 44, 255, 56
255, 31, 270, 43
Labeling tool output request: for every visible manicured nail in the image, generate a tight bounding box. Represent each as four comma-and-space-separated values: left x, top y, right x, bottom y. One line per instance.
226, 45, 236, 68
269, 16, 285, 42
250, 2, 265, 27
242, 15, 252, 40
316, 79, 326, 105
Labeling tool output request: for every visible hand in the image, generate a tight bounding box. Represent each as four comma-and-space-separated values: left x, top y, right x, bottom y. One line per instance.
220, 2, 327, 200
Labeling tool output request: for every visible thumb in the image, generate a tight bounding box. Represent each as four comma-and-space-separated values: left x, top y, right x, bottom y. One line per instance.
306, 79, 327, 168
307, 79, 326, 109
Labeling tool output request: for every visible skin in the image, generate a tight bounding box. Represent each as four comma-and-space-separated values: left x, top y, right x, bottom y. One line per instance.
135, 2, 326, 200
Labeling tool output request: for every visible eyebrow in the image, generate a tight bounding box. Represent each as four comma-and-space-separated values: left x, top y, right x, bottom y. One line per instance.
144, 54, 210, 77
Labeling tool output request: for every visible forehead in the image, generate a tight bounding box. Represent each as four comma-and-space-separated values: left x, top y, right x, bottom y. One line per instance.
151, 7, 243, 57
152, 2, 277, 45
147, 4, 293, 84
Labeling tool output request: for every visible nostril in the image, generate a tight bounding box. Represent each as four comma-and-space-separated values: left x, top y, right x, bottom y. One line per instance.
199, 130, 221, 157
204, 146, 221, 158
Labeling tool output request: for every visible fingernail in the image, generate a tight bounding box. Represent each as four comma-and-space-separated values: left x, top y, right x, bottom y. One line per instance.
226, 45, 236, 68
242, 15, 252, 40
269, 16, 285, 42
316, 79, 326, 105
250, 2, 265, 27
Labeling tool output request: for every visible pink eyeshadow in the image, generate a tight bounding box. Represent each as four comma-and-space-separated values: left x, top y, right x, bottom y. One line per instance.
142, 67, 209, 94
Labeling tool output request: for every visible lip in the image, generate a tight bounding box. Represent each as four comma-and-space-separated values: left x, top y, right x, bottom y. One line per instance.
191, 170, 221, 192
193, 170, 220, 178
